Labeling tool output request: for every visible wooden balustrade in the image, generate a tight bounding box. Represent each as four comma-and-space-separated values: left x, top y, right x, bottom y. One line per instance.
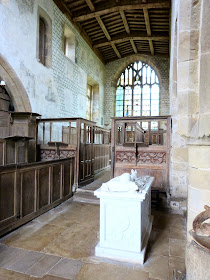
94, 144, 110, 173
111, 116, 171, 192
37, 118, 111, 186
0, 157, 74, 237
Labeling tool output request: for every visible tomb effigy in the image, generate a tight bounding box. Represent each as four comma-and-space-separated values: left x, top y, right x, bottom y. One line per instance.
94, 170, 154, 264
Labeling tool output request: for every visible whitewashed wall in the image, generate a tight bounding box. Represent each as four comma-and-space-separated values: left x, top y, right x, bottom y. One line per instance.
0, 0, 105, 125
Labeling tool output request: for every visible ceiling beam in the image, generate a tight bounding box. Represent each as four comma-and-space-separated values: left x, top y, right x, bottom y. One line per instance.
93, 32, 169, 48
130, 39, 138, 54
53, 0, 105, 63
85, 0, 95, 12
120, 10, 130, 34
149, 40, 154, 55
143, 8, 154, 55
95, 16, 111, 41
143, 8, 151, 36
111, 42, 121, 58
73, 1, 170, 22
105, 51, 169, 63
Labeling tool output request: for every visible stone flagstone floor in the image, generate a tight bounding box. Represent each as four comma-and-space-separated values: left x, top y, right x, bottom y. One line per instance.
0, 169, 187, 280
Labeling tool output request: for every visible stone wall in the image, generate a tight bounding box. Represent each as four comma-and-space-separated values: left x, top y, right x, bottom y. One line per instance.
169, 0, 189, 199
170, 0, 210, 202
104, 54, 169, 127
170, 1, 210, 278
0, 0, 105, 125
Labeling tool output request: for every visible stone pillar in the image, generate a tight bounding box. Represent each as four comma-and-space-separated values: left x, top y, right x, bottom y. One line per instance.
186, 242, 210, 280
170, 0, 200, 199
183, 0, 210, 279
187, 146, 210, 236
187, 0, 210, 237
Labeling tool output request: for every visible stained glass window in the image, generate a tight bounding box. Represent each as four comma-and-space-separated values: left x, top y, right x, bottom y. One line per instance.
115, 61, 160, 117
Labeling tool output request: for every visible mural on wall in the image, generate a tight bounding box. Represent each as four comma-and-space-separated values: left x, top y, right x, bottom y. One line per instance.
0, 0, 10, 7
19, 62, 35, 98
79, 47, 87, 66
17, 0, 34, 14
45, 86, 57, 103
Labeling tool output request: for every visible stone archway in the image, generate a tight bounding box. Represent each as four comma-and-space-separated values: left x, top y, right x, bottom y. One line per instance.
111, 54, 162, 88
0, 53, 31, 112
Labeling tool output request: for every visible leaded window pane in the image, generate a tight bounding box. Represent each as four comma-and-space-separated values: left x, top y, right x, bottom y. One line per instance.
115, 61, 160, 117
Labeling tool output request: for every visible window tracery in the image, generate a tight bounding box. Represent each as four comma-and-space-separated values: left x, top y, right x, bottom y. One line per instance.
116, 61, 160, 118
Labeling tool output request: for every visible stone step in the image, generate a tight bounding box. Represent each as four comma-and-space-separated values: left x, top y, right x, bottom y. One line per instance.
73, 191, 99, 205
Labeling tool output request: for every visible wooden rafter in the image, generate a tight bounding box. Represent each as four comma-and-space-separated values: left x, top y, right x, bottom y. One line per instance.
85, 0, 95, 12
53, 0, 105, 63
120, 10, 130, 34
57, 0, 170, 62
143, 8, 154, 55
93, 32, 169, 48
95, 15, 111, 41
73, 1, 171, 22
143, 8, 151, 36
130, 39, 138, 54
149, 40, 154, 55
111, 42, 121, 58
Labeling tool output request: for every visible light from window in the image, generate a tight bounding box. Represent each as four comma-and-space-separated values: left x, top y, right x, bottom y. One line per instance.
86, 84, 92, 120
39, 17, 46, 65
116, 61, 160, 117
64, 24, 76, 62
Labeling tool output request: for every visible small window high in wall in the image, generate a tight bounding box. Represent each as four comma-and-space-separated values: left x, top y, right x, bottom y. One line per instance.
37, 7, 52, 67
86, 84, 92, 120
116, 61, 160, 117
39, 17, 46, 65
64, 24, 76, 62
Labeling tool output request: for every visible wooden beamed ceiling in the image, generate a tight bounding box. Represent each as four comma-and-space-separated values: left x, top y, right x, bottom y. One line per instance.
54, 0, 170, 63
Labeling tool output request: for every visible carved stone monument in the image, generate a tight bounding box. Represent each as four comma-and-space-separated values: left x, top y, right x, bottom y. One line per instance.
94, 171, 154, 264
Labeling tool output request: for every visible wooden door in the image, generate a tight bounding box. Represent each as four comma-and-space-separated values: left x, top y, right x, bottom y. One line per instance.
79, 122, 94, 185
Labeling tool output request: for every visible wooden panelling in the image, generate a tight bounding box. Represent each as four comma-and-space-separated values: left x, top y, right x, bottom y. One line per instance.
52, 164, 61, 202
21, 170, 36, 217
0, 171, 15, 221
38, 167, 50, 209
0, 141, 4, 165
6, 142, 15, 164
37, 118, 110, 187
111, 116, 171, 192
0, 157, 75, 237
63, 161, 73, 197
94, 144, 110, 173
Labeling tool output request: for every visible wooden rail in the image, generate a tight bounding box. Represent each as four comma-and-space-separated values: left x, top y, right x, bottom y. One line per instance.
111, 116, 171, 191
0, 157, 75, 237
37, 118, 111, 186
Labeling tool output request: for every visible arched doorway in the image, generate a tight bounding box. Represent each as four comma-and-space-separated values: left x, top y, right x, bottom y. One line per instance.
0, 54, 31, 112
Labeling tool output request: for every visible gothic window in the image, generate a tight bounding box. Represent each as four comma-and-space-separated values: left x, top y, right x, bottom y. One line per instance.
115, 61, 160, 118
37, 7, 52, 67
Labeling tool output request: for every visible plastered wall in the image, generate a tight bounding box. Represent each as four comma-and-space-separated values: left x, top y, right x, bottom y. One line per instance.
0, 0, 105, 125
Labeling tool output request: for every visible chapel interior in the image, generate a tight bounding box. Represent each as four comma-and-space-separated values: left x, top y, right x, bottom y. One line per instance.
0, 0, 209, 280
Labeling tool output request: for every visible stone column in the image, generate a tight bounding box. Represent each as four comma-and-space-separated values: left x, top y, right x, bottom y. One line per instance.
187, 0, 210, 237
170, 0, 200, 201
185, 0, 210, 279
186, 242, 210, 280
187, 146, 210, 235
